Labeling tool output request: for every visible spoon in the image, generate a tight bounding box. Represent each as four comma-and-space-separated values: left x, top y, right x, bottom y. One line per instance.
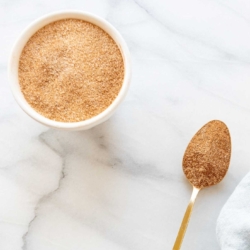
172, 120, 231, 250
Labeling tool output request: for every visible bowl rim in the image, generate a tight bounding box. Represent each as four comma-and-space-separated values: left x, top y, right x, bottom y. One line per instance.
8, 10, 131, 130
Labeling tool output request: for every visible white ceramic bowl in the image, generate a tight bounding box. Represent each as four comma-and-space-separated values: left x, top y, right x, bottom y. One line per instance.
8, 10, 131, 131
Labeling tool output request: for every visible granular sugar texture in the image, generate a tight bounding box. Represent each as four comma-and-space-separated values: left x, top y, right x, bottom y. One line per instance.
183, 120, 231, 189
19, 19, 124, 122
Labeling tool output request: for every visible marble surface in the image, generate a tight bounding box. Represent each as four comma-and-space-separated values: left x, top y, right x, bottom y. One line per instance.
1, 0, 250, 249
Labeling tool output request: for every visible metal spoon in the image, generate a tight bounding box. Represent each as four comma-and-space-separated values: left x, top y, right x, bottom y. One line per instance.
173, 120, 231, 250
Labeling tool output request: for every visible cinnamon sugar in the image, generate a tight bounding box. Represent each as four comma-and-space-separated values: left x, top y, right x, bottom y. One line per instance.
183, 120, 231, 189
18, 19, 124, 122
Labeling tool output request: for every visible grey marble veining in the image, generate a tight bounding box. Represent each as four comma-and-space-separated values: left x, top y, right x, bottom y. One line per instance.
1, 0, 250, 249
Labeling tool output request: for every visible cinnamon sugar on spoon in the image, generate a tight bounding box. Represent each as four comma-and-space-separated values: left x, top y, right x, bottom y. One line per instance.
18, 19, 124, 122
183, 120, 231, 189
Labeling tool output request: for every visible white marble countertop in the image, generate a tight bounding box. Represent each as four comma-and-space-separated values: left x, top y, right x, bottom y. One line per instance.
1, 0, 250, 249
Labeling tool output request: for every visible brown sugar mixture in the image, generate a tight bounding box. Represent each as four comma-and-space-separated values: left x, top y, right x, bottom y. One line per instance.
183, 120, 231, 189
18, 19, 124, 122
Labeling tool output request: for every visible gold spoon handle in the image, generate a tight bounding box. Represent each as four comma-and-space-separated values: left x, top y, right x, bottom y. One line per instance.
173, 186, 200, 250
